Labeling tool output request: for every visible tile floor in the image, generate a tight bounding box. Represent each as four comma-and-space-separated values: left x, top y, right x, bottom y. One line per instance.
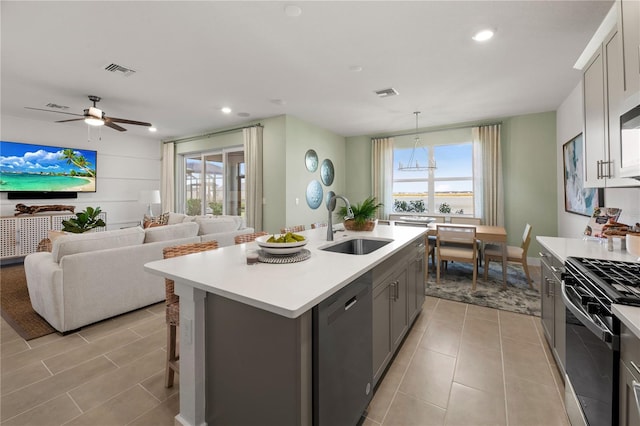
1, 296, 567, 426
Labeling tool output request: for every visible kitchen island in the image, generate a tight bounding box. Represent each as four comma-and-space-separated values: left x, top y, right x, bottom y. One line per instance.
145, 225, 427, 426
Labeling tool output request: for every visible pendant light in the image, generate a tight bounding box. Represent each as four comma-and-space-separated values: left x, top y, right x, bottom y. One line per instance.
398, 111, 437, 171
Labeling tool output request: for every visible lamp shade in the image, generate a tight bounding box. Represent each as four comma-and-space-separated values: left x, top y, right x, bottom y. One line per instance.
139, 190, 161, 204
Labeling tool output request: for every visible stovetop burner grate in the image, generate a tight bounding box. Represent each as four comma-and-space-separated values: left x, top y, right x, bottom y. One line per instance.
567, 257, 640, 305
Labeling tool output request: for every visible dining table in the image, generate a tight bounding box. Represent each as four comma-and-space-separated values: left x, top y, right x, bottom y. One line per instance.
425, 223, 509, 288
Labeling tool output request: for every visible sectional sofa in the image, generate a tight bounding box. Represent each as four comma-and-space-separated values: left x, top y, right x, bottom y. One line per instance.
24, 215, 255, 333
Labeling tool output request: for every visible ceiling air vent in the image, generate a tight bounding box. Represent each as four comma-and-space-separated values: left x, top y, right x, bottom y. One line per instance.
104, 63, 136, 77
45, 103, 69, 110
375, 88, 399, 98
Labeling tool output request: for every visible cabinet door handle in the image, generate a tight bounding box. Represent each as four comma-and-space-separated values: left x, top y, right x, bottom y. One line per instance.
597, 160, 601, 179
539, 252, 547, 258
631, 361, 640, 376
389, 281, 396, 300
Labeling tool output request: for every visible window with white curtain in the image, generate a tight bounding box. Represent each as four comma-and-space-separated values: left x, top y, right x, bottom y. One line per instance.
392, 128, 477, 216
182, 148, 245, 216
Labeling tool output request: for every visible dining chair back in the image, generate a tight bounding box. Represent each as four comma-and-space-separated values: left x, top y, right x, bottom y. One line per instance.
436, 225, 478, 289
483, 223, 533, 287
234, 231, 268, 244
162, 240, 219, 387
281, 225, 305, 233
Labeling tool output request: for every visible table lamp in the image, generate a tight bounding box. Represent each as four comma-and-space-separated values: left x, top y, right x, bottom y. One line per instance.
139, 190, 161, 217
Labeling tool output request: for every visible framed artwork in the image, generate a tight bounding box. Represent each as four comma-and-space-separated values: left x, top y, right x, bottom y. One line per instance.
563, 133, 603, 216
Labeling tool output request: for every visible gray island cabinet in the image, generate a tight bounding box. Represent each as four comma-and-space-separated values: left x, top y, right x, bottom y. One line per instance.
145, 225, 427, 426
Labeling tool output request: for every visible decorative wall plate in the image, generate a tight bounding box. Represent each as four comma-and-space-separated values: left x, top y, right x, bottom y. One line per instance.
306, 180, 323, 209
305, 149, 318, 172
320, 159, 334, 186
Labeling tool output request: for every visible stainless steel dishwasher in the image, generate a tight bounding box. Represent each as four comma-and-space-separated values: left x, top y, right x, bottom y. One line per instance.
313, 271, 373, 426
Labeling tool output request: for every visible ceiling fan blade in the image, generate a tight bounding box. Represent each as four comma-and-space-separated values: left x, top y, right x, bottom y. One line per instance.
25, 107, 83, 117
55, 118, 85, 123
104, 120, 127, 132
106, 116, 152, 126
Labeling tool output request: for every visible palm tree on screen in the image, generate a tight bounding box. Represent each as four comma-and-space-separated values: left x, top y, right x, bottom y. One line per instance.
60, 149, 95, 177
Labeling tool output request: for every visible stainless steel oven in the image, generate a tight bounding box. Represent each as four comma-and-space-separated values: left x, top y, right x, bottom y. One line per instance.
563, 257, 640, 426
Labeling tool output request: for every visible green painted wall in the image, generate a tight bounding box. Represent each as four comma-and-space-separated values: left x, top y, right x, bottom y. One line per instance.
283, 116, 346, 233
501, 112, 557, 256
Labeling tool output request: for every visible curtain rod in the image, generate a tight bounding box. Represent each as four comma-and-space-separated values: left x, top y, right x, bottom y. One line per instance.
373, 121, 502, 139
163, 123, 263, 144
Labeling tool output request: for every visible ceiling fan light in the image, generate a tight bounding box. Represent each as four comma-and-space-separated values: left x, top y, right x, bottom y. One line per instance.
84, 117, 104, 126
87, 106, 103, 118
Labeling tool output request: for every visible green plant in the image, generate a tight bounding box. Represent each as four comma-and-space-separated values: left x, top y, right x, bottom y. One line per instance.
337, 196, 383, 227
61, 206, 106, 233
208, 201, 223, 215
186, 199, 201, 216
439, 202, 451, 214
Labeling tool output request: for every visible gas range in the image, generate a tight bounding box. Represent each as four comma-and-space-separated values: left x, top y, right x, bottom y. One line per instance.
565, 257, 640, 307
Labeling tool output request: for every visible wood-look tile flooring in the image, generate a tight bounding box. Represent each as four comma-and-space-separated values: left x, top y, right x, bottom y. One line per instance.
1, 296, 567, 425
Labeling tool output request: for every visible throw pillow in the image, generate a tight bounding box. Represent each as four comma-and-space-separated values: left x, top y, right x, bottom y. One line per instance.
195, 217, 239, 235
143, 212, 170, 229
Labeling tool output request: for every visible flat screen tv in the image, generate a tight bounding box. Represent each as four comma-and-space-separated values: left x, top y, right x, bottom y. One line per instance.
0, 140, 97, 193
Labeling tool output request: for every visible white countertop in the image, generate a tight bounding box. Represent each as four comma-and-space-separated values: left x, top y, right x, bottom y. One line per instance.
537, 236, 640, 337
536, 236, 639, 263
145, 226, 427, 319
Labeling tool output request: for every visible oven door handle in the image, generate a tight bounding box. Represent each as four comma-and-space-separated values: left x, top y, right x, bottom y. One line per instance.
633, 380, 640, 419
561, 280, 614, 344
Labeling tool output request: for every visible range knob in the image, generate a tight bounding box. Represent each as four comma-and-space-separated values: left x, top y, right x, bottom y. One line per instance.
587, 302, 603, 315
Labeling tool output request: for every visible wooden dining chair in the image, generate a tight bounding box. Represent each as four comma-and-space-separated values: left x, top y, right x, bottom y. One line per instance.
281, 225, 305, 233
162, 240, 219, 387
436, 225, 478, 290
234, 231, 268, 244
450, 217, 483, 266
484, 223, 533, 288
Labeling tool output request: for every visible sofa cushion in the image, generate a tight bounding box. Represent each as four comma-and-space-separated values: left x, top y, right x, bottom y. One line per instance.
195, 216, 239, 235
167, 212, 188, 225
52, 227, 145, 263
144, 222, 199, 243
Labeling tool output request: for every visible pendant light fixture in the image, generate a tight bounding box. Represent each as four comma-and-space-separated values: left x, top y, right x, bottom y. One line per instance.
398, 111, 437, 171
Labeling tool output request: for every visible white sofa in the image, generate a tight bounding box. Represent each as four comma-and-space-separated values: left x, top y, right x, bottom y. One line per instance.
25, 223, 202, 333
25, 214, 255, 333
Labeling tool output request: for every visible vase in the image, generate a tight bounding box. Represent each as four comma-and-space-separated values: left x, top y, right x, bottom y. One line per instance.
343, 219, 377, 232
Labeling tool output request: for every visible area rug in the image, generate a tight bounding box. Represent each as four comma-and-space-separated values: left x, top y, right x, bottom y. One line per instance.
1, 263, 56, 340
425, 261, 541, 317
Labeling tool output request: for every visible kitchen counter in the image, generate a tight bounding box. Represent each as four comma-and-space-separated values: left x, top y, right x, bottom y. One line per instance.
537, 236, 640, 339
536, 236, 638, 263
144, 224, 427, 426
145, 225, 427, 319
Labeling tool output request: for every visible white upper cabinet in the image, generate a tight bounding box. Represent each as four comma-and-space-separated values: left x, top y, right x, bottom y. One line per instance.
582, 2, 639, 188
620, 0, 640, 97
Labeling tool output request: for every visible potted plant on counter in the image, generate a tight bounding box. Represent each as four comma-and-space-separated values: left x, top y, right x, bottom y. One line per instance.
61, 206, 106, 233
338, 196, 383, 231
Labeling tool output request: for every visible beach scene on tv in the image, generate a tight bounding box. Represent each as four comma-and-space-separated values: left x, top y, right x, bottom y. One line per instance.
0, 141, 96, 192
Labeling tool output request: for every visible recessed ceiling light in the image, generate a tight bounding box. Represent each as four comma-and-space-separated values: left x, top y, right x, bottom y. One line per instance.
237, 112, 251, 118
349, 65, 363, 72
472, 29, 494, 42
284, 5, 302, 17
148, 127, 157, 132
221, 107, 232, 114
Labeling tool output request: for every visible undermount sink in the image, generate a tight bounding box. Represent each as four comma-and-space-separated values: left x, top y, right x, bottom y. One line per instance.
320, 238, 392, 255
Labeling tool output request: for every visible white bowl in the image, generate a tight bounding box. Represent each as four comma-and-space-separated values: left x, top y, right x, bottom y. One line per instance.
256, 234, 307, 255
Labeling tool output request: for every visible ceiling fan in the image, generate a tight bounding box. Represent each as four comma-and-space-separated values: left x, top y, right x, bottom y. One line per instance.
25, 95, 152, 132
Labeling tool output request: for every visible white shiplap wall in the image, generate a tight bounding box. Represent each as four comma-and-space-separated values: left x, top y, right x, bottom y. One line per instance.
0, 115, 162, 229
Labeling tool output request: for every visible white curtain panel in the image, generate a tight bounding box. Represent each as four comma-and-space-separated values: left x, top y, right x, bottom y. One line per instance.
371, 137, 394, 220
243, 126, 263, 231
473, 124, 504, 227
161, 142, 175, 213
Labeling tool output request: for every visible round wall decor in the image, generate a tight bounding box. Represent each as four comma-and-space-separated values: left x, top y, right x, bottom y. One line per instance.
320, 159, 334, 186
305, 149, 318, 172
306, 180, 323, 209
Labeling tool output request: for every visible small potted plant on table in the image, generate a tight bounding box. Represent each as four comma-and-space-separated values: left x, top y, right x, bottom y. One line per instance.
338, 196, 383, 231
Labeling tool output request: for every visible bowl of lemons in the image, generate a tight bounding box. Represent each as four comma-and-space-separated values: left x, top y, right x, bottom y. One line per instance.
256, 232, 307, 255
